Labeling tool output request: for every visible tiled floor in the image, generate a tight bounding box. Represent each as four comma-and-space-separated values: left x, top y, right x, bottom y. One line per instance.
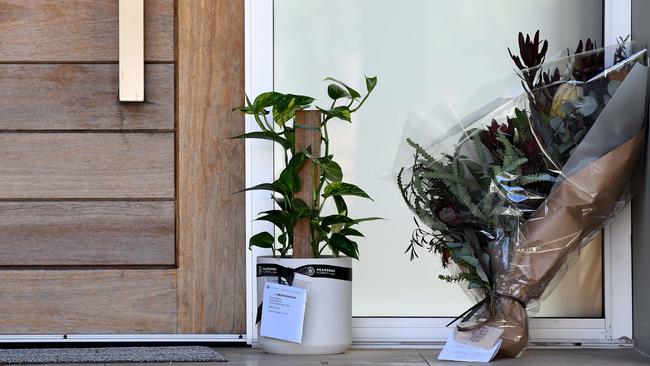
17, 347, 650, 366
218, 347, 650, 365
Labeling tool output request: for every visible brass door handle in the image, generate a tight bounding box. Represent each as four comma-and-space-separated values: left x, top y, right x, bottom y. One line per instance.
119, 0, 144, 102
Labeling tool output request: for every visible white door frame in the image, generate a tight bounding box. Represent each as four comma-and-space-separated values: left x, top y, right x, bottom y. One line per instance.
245, 0, 633, 347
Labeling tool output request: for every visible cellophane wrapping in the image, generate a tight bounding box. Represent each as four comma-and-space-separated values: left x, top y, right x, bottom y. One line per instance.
396, 42, 647, 357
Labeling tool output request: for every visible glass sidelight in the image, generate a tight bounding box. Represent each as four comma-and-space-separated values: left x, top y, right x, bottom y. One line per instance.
273, 0, 605, 318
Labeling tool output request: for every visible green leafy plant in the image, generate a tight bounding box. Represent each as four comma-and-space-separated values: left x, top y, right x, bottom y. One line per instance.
235, 76, 380, 259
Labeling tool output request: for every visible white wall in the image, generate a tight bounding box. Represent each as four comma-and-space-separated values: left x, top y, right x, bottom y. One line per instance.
274, 0, 603, 316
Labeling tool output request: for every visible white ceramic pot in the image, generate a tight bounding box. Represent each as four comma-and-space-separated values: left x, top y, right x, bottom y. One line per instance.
256, 256, 353, 354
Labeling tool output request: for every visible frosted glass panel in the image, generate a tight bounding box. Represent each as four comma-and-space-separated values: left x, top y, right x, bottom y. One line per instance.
274, 0, 603, 317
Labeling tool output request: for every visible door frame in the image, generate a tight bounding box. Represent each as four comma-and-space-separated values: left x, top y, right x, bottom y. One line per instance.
245, 0, 634, 346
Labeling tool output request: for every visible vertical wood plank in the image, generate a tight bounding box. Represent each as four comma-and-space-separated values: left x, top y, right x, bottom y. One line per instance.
293, 110, 322, 258
119, 0, 145, 101
177, 0, 246, 333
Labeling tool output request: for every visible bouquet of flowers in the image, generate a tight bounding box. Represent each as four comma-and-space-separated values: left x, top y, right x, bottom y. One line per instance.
396, 31, 647, 358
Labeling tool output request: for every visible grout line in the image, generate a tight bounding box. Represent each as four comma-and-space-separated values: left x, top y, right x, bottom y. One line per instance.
417, 349, 434, 366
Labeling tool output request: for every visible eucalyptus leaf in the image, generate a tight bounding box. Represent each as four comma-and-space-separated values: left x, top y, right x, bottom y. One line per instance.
549, 117, 563, 130
577, 95, 597, 116
607, 80, 622, 96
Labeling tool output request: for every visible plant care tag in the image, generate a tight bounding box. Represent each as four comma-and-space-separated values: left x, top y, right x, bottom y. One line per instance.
259, 282, 307, 343
454, 326, 504, 350
437, 329, 502, 363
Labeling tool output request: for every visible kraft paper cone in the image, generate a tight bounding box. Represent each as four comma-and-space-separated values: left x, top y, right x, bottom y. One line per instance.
490, 130, 645, 358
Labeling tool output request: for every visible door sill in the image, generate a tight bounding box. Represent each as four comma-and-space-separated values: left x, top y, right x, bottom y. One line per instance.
0, 334, 246, 343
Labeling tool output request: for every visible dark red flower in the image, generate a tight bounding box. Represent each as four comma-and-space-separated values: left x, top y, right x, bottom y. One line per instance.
508, 30, 548, 70
517, 137, 540, 160
434, 199, 463, 226
441, 248, 451, 268
480, 119, 513, 151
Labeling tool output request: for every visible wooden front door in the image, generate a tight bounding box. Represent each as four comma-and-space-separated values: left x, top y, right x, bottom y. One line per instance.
0, 0, 245, 335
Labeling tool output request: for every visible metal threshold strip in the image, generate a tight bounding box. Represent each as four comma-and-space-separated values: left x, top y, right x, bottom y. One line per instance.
0, 334, 246, 343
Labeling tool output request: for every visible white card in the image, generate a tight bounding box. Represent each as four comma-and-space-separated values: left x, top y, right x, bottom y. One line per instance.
454, 326, 504, 350
437, 329, 502, 363
259, 282, 307, 343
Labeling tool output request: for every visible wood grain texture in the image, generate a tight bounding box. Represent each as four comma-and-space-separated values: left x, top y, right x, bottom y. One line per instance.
0, 270, 177, 334
0, 201, 174, 266
0, 133, 174, 199
293, 110, 322, 258
177, 0, 246, 334
0, 0, 173, 62
0, 64, 174, 130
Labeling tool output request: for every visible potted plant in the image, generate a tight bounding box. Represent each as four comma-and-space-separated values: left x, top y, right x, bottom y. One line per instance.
235, 76, 378, 354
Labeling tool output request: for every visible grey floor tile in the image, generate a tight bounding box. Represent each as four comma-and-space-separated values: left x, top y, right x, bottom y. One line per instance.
417, 347, 650, 366
220, 347, 428, 365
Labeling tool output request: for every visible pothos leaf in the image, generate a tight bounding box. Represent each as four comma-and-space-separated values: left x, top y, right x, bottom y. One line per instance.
324, 77, 361, 99
327, 84, 350, 100
329, 233, 359, 259
365, 76, 378, 93
321, 214, 356, 228
253, 91, 285, 111
339, 228, 364, 237
272, 94, 315, 126
249, 231, 274, 249
231, 131, 292, 151
322, 159, 343, 182
318, 106, 351, 122
323, 182, 372, 200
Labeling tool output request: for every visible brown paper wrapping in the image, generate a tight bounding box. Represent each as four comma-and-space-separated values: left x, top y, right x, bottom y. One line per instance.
488, 129, 646, 358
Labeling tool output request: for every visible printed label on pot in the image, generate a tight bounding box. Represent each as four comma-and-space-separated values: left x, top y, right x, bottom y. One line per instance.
259, 282, 307, 343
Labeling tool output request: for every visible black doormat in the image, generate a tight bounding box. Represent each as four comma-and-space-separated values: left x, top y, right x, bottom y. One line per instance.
0, 346, 228, 364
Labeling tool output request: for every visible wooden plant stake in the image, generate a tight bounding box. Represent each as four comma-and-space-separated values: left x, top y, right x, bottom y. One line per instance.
293, 110, 322, 258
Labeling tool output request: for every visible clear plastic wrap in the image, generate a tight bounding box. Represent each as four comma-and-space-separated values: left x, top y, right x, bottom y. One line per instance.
395, 39, 647, 358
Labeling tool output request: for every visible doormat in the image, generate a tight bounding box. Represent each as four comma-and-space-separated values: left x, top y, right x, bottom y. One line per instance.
0, 346, 228, 364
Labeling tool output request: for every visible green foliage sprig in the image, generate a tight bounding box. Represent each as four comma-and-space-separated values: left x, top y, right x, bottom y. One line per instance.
235, 76, 380, 259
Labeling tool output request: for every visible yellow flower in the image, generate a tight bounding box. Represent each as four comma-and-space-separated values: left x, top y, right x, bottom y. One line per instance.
550, 83, 583, 117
